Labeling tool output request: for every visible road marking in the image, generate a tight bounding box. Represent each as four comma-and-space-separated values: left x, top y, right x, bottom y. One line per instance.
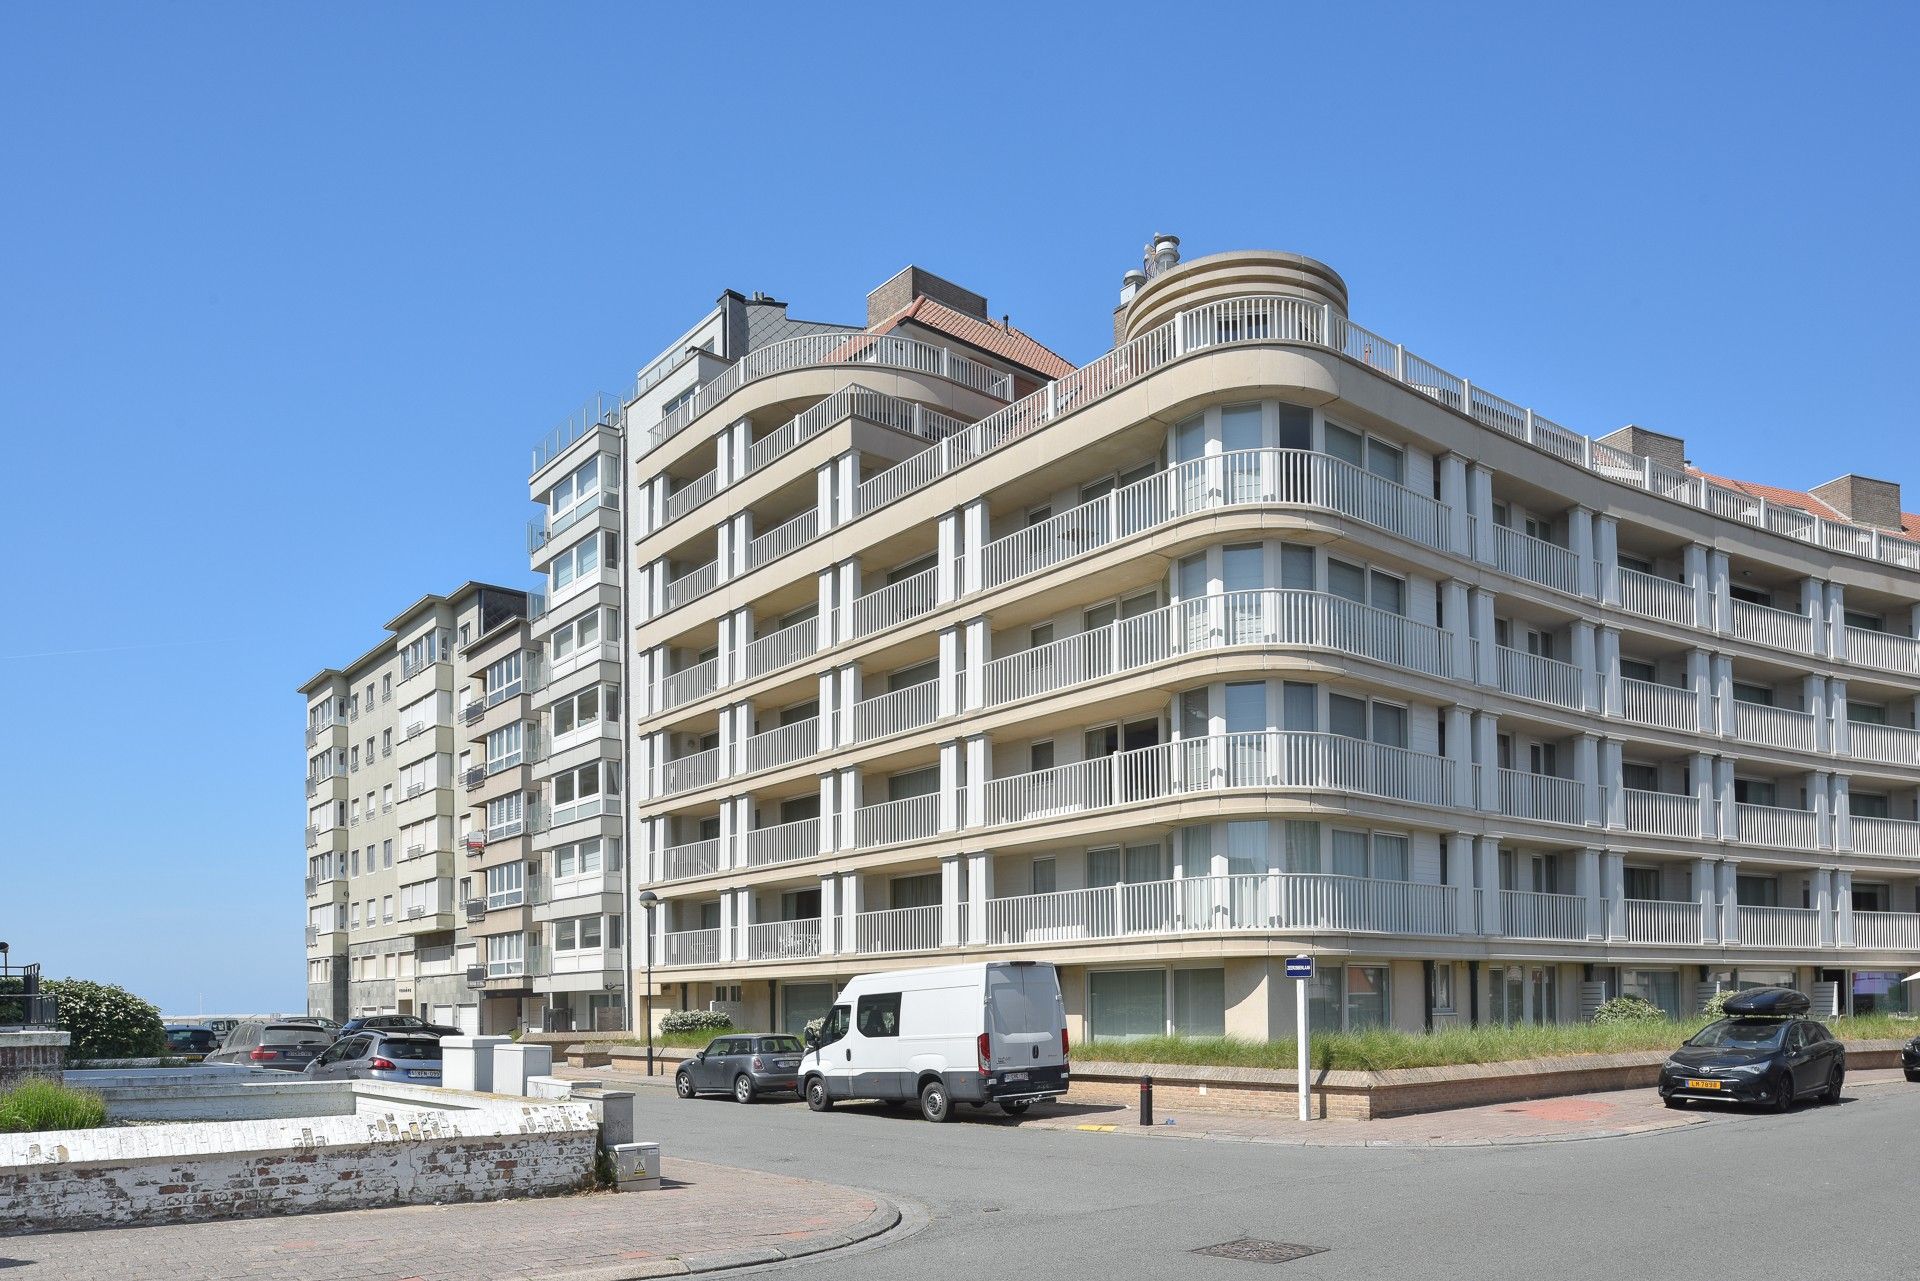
1075, 1124, 1118, 1133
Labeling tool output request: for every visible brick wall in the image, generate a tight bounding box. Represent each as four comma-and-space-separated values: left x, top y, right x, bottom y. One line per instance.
0, 1032, 68, 1090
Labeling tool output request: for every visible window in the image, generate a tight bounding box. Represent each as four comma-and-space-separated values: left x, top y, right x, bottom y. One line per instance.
1621, 762, 1660, 792
1330, 830, 1408, 879
1619, 658, 1657, 684
1430, 964, 1455, 1014
485, 933, 525, 977
486, 792, 526, 838
1328, 693, 1405, 746
550, 608, 610, 664
381, 839, 392, 868
1622, 969, 1680, 1018
486, 863, 525, 909
1736, 875, 1779, 907
1031, 856, 1056, 895
1324, 422, 1404, 484
381, 895, 393, 923
546, 454, 606, 526
1346, 965, 1389, 1029
484, 653, 525, 705
398, 754, 443, 797
554, 837, 616, 878
550, 762, 618, 824
856, 993, 901, 1038
1848, 701, 1888, 726
1844, 609, 1885, 633
1089, 970, 1165, 1040
486, 723, 525, 772
1851, 791, 1891, 819
549, 536, 601, 593
553, 686, 612, 738
1173, 968, 1226, 1037
1733, 777, 1778, 807
1624, 866, 1662, 900
1731, 681, 1774, 707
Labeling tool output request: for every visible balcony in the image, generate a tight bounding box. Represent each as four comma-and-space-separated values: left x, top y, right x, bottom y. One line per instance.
1495, 645, 1582, 710
1619, 677, 1698, 732
1740, 905, 1820, 948
1731, 700, 1819, 752
744, 918, 821, 961
741, 817, 820, 869
1728, 599, 1815, 654
662, 928, 722, 967
1854, 911, 1920, 950
1849, 722, 1920, 767
853, 904, 941, 955
1616, 568, 1694, 626
1499, 889, 1588, 941
1620, 788, 1701, 838
1484, 522, 1579, 595
662, 837, 722, 880
1850, 815, 1920, 858
1845, 627, 1920, 678
1733, 802, 1819, 851
1622, 898, 1704, 944
1497, 769, 1584, 825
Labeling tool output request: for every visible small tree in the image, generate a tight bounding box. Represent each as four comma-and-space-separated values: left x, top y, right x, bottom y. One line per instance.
45, 979, 166, 1059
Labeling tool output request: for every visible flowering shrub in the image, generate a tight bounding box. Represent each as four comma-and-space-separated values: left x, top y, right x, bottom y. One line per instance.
45, 979, 166, 1059
1590, 995, 1666, 1025
660, 1008, 733, 1034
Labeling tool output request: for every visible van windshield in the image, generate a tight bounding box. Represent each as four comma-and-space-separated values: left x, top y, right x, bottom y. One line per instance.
987, 966, 1060, 1036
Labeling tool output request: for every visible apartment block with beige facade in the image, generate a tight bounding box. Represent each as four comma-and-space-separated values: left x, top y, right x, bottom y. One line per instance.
302, 583, 533, 1028
623, 239, 1920, 1044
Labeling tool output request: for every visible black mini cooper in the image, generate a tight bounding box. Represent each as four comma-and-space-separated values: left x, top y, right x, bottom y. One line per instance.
1658, 987, 1845, 1111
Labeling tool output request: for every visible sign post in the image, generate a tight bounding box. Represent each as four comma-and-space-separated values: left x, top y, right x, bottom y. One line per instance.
1286, 955, 1313, 1121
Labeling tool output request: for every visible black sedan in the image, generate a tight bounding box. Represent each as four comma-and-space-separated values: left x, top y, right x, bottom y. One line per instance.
1658, 988, 1844, 1111
1902, 1035, 1920, 1083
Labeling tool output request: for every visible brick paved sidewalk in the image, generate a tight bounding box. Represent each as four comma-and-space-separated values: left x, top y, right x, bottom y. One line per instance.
0, 1157, 898, 1281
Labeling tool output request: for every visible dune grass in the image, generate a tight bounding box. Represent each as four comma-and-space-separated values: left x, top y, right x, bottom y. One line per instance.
1082, 1015, 1916, 1072
0, 1078, 108, 1133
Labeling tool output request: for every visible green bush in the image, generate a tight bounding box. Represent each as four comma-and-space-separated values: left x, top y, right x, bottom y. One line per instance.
0, 1078, 108, 1134
659, 1008, 732, 1034
45, 978, 167, 1059
1700, 987, 1734, 1021
1590, 995, 1667, 1025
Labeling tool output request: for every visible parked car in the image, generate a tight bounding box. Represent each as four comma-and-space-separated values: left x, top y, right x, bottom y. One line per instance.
1902, 1034, 1920, 1082
164, 1025, 219, 1055
1658, 987, 1845, 1110
204, 1018, 240, 1043
203, 1021, 333, 1072
336, 1014, 459, 1039
280, 1015, 340, 1034
801, 961, 1069, 1122
304, 1031, 443, 1084
675, 1034, 806, 1103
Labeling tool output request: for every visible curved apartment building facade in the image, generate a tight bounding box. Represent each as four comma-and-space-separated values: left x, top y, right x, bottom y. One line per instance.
619, 243, 1920, 1042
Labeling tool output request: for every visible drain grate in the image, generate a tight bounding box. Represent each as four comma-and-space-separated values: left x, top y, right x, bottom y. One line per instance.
1193, 1239, 1329, 1264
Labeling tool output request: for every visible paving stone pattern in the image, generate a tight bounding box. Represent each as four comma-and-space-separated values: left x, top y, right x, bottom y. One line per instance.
0, 1157, 894, 1280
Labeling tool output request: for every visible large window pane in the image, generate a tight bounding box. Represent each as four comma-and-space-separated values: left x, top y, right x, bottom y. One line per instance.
1329, 694, 1368, 740
1346, 965, 1389, 1029
1331, 830, 1369, 878
1220, 405, 1262, 453
1173, 968, 1226, 1037
1090, 970, 1167, 1041
1224, 682, 1266, 734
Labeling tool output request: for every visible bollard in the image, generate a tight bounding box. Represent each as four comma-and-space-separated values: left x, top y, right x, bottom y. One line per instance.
1139, 1074, 1153, 1126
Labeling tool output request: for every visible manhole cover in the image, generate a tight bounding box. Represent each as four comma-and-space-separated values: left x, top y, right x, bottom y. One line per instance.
1193, 1239, 1329, 1263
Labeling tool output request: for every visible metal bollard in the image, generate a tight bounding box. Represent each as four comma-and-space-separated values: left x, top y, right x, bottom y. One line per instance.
1139, 1074, 1153, 1126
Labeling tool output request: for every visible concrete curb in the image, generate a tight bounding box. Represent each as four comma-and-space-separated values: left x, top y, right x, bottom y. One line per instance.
543, 1194, 903, 1279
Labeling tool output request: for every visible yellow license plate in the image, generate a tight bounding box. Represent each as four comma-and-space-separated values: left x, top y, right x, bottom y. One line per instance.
1685, 1079, 1721, 1091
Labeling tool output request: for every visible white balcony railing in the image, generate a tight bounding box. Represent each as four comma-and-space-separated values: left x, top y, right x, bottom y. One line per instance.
745, 509, 821, 572
660, 747, 721, 796
659, 658, 719, 711
1487, 523, 1579, 595
740, 817, 820, 868
1733, 802, 1819, 851
662, 838, 721, 880
1740, 905, 1820, 948
852, 793, 942, 850
744, 918, 822, 961
1495, 645, 1582, 709
1850, 815, 1920, 858
661, 928, 721, 967
1620, 788, 1702, 838
1853, 911, 1920, 951
1849, 722, 1920, 767
1623, 898, 1704, 944
665, 471, 719, 524
1729, 599, 1815, 654
854, 904, 942, 955
1620, 677, 1699, 732
663, 561, 719, 611
850, 680, 940, 744
1845, 627, 1920, 677
1617, 568, 1695, 626
1498, 770, 1584, 825
850, 569, 938, 641
742, 718, 818, 775
1732, 700, 1819, 752
1500, 889, 1587, 941
736, 614, 819, 685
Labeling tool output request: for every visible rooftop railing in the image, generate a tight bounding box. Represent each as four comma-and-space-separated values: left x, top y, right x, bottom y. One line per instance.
531, 392, 623, 475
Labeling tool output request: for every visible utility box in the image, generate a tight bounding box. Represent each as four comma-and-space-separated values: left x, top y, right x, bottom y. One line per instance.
492, 1042, 553, 1096
609, 1141, 661, 1192
440, 1035, 509, 1092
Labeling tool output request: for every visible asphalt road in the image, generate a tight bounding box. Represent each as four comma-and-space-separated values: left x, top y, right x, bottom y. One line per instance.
633, 1083, 1916, 1280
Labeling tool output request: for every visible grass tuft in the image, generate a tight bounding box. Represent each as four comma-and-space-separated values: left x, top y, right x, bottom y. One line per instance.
0, 1078, 108, 1133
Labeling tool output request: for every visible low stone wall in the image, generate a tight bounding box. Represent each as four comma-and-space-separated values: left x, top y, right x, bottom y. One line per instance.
0, 1082, 600, 1235
0, 1031, 69, 1089
1069, 1039, 1908, 1121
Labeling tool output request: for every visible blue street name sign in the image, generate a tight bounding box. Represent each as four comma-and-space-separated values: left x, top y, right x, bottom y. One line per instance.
1285, 956, 1313, 980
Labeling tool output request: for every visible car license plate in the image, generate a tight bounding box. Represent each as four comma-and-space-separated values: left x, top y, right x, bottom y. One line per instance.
1685, 1078, 1721, 1091
409, 1070, 441, 1080
1005, 1072, 1028, 1082
776, 1059, 798, 1069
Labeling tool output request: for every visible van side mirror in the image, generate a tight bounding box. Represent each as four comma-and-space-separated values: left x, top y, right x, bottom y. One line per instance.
804, 1030, 819, 1051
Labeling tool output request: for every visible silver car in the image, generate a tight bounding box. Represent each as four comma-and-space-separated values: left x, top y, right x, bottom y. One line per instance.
304, 1031, 443, 1084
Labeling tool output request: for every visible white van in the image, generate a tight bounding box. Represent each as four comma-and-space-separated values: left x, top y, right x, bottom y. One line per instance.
800, 960, 1069, 1122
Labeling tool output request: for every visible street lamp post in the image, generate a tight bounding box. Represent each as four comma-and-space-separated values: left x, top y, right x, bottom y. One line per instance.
637, 891, 659, 1077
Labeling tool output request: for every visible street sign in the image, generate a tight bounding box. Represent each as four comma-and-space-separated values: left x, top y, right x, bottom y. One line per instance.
1285, 956, 1313, 980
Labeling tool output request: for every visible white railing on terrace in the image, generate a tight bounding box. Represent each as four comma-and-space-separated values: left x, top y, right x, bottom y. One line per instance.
660, 747, 720, 795
1486, 522, 1579, 595
852, 793, 941, 850
1846, 627, 1920, 677
746, 510, 821, 572
1849, 815, 1920, 858
1500, 889, 1587, 941
1620, 788, 1702, 838
664, 561, 718, 610
1849, 722, 1920, 767
744, 917, 821, 961
1616, 568, 1695, 626
1495, 645, 1582, 709
1623, 898, 1704, 944
1729, 599, 1815, 654
1734, 802, 1819, 850
742, 718, 817, 775
645, 333, 1010, 453
742, 385, 972, 480
854, 904, 941, 955
662, 838, 721, 880
980, 732, 1459, 830
666, 471, 719, 524
530, 391, 621, 474
1498, 770, 1584, 825
850, 681, 940, 743
736, 615, 819, 685
1620, 677, 1699, 731
662, 928, 720, 967
659, 658, 719, 710
1732, 700, 1819, 752
1853, 911, 1920, 951
851, 570, 938, 640
741, 817, 820, 868
1741, 905, 1820, 949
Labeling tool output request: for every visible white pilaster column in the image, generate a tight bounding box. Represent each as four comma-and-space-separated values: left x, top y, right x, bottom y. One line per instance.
835, 452, 857, 526
1834, 868, 1855, 947
1827, 582, 1848, 662
716, 797, 738, 871
837, 767, 861, 851
1708, 550, 1732, 633
1596, 514, 1621, 605
714, 522, 734, 586
1714, 757, 1736, 839
839, 871, 864, 955
729, 511, 753, 578
836, 665, 859, 747
1694, 856, 1719, 942
1717, 859, 1741, 944
1805, 675, 1830, 753
1829, 678, 1850, 756
714, 429, 734, 490
936, 511, 962, 603
1468, 465, 1495, 564
1692, 752, 1718, 838
1598, 627, 1622, 716
964, 735, 989, 827
1470, 589, 1497, 686
966, 851, 993, 945
1569, 507, 1596, 598
1446, 834, 1478, 934
635, 814, 663, 885
1444, 706, 1474, 806
718, 892, 737, 963
816, 566, 839, 645
1577, 847, 1604, 940
1442, 580, 1472, 678
937, 626, 961, 719
1814, 868, 1836, 947
1439, 454, 1471, 557
1475, 837, 1503, 936
835, 561, 859, 642
1801, 577, 1827, 658
816, 671, 838, 753
939, 854, 963, 948
1812, 770, 1833, 851
962, 617, 988, 711
1576, 733, 1600, 826
1603, 851, 1627, 940
1472, 713, 1499, 811
818, 873, 840, 955
938, 740, 963, 833
1831, 773, 1852, 851
961, 499, 988, 595
1684, 543, 1711, 631
1602, 738, 1625, 828
1712, 655, 1736, 737
816, 460, 837, 532
817, 774, 838, 854
1573, 622, 1599, 712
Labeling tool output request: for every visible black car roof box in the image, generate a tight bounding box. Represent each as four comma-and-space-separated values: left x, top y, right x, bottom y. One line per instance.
1722, 986, 1811, 1017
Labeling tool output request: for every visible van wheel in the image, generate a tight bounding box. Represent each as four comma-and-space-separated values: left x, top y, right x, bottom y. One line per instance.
919, 1079, 953, 1123
805, 1077, 833, 1112
734, 1074, 757, 1104
1000, 1100, 1030, 1116
674, 1071, 695, 1100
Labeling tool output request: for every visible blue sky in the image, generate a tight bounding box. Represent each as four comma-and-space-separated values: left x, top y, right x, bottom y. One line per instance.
1, 4, 1914, 1014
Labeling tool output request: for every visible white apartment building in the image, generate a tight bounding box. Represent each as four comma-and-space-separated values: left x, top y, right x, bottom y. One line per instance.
302, 583, 533, 1028
619, 239, 1920, 1043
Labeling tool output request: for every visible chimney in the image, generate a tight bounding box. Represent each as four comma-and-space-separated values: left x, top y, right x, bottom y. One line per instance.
1596, 424, 1686, 472
1810, 474, 1904, 530
866, 266, 989, 328
1146, 233, 1181, 279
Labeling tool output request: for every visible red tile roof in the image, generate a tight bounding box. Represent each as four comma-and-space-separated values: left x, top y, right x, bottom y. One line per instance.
870, 296, 1076, 380
1687, 467, 1920, 535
